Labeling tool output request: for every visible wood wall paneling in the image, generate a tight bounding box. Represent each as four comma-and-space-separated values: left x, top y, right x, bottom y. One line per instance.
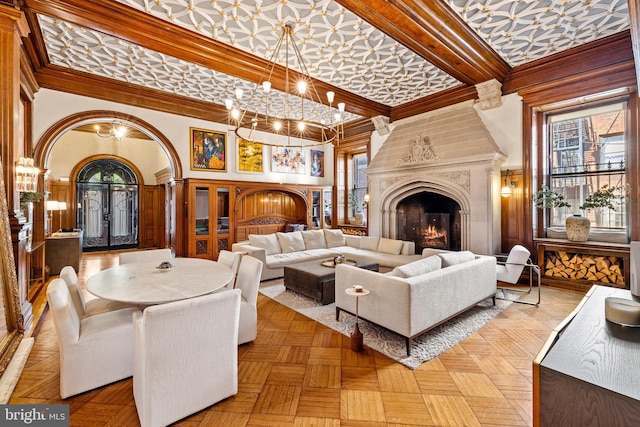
140, 185, 164, 248
500, 169, 526, 253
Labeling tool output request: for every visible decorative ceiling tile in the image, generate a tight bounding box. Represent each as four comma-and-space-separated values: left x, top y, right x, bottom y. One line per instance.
447, 0, 630, 67
115, 0, 461, 105
38, 15, 361, 124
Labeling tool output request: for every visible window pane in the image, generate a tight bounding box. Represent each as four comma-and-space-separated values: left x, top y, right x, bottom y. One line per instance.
548, 101, 627, 231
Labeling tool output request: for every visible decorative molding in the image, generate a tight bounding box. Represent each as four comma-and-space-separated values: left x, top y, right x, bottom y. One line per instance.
380, 176, 405, 192
475, 79, 502, 110
437, 171, 471, 193
371, 115, 391, 135
248, 217, 287, 225
400, 135, 439, 165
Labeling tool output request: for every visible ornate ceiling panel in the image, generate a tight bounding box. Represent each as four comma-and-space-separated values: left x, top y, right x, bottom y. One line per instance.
448, 0, 630, 67
38, 15, 362, 124
112, 0, 462, 105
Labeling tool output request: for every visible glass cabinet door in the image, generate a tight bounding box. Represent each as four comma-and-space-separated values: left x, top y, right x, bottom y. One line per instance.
311, 190, 321, 229
193, 186, 211, 257
323, 188, 332, 228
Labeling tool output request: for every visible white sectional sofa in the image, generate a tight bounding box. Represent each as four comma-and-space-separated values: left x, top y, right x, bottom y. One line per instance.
335, 251, 497, 356
231, 229, 422, 281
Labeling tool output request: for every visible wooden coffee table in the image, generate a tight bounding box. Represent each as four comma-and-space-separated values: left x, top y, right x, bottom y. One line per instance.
284, 257, 378, 305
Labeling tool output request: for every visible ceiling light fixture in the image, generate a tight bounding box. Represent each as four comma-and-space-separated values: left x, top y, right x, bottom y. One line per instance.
226, 25, 345, 147
95, 121, 128, 142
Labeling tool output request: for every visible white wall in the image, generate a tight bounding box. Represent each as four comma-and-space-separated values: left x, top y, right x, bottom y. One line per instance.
33, 89, 334, 186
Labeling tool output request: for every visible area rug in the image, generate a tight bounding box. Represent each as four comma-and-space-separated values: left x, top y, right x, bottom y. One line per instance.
260, 279, 514, 369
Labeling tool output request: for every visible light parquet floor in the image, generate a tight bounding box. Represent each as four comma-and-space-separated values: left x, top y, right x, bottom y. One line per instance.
10, 252, 586, 426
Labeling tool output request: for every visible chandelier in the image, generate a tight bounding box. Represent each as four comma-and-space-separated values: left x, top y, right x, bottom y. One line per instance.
95, 121, 128, 142
226, 25, 345, 147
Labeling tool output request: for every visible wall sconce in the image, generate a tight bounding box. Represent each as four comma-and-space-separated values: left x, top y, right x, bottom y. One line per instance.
15, 157, 39, 193
364, 193, 370, 203
501, 170, 515, 197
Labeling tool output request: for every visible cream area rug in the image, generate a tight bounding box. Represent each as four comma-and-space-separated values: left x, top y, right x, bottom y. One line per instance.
259, 279, 514, 369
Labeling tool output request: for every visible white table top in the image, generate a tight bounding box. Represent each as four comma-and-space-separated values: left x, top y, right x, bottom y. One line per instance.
86, 257, 233, 305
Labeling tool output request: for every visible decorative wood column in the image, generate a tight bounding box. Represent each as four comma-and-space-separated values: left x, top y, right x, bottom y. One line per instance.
0, 4, 33, 334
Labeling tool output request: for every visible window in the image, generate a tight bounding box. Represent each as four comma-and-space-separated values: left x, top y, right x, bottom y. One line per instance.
351, 153, 368, 216
544, 100, 628, 231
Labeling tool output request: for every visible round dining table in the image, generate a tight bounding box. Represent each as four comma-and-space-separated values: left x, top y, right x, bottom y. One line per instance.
86, 257, 233, 305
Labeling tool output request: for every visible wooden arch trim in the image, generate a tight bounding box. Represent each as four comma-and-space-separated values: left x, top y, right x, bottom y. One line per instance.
33, 110, 183, 178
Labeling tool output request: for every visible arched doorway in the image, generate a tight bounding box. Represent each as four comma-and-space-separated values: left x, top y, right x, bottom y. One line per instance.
77, 159, 139, 251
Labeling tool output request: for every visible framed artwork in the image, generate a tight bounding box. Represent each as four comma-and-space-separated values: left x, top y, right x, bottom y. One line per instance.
310, 149, 324, 177
237, 138, 263, 173
271, 146, 306, 174
190, 127, 226, 172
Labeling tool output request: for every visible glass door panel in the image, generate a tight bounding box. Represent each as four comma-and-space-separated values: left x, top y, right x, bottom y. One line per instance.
323, 189, 332, 228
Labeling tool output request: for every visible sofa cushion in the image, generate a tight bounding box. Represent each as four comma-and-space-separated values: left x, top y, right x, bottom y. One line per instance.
438, 251, 475, 267
360, 236, 380, 251
324, 229, 346, 248
276, 231, 306, 253
390, 255, 442, 278
301, 230, 326, 250
378, 238, 403, 255
249, 234, 281, 255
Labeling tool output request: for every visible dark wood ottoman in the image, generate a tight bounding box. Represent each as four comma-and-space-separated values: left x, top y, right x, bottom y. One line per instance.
284, 258, 379, 305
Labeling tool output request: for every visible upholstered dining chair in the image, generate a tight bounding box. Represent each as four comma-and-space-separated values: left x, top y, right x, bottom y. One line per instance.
46, 278, 137, 398
118, 248, 172, 265
217, 249, 241, 291
133, 289, 241, 427
60, 265, 135, 317
495, 244, 541, 305
235, 255, 263, 345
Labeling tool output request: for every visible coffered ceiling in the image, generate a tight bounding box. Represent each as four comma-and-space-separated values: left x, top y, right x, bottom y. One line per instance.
19, 0, 633, 132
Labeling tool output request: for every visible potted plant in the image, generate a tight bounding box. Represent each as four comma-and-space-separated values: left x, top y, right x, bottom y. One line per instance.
532, 185, 590, 242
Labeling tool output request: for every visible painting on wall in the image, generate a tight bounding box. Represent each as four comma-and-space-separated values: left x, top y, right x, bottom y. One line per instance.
271, 146, 306, 174
237, 138, 263, 173
310, 149, 324, 177
190, 127, 226, 172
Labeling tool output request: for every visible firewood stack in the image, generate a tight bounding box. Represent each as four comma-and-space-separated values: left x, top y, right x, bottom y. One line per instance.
544, 251, 625, 285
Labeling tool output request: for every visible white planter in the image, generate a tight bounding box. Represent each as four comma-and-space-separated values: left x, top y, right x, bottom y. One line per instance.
565, 215, 591, 242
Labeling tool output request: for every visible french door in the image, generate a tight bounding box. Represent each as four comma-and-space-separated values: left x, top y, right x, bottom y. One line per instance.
76, 159, 139, 251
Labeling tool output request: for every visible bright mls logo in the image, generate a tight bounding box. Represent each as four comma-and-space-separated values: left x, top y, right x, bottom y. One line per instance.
1, 405, 69, 426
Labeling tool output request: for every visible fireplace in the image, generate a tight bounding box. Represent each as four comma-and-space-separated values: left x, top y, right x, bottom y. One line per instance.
365, 101, 505, 255
397, 192, 461, 253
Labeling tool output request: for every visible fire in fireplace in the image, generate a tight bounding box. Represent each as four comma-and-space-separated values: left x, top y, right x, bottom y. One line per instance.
396, 192, 461, 253
421, 214, 449, 249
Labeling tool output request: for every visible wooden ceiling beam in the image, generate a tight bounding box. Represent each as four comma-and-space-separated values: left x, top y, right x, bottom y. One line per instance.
22, 0, 390, 119
336, 0, 510, 85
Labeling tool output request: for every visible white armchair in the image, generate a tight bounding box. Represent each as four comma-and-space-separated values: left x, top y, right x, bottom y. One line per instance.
217, 249, 241, 291
235, 255, 263, 345
46, 278, 137, 398
496, 244, 541, 305
60, 265, 135, 317
133, 289, 241, 427
118, 248, 172, 265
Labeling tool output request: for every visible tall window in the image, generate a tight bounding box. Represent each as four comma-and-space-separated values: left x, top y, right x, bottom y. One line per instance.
545, 99, 627, 231
351, 153, 368, 216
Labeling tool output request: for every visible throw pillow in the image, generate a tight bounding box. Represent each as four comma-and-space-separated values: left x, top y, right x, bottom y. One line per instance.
360, 236, 380, 251
323, 229, 346, 248
301, 230, 326, 249
438, 251, 475, 267
390, 255, 442, 278
276, 231, 306, 253
377, 237, 403, 255
248, 234, 281, 255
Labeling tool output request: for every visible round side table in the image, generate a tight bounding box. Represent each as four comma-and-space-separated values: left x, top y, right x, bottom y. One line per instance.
345, 287, 370, 352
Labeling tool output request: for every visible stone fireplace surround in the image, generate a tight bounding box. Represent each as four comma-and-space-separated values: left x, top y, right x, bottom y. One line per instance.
366, 102, 506, 256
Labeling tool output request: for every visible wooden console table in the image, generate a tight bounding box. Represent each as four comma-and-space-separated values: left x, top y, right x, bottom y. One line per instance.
533, 285, 640, 426
534, 238, 630, 291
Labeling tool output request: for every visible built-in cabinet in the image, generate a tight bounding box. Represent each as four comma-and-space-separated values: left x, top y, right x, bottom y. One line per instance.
309, 187, 332, 229
186, 180, 232, 260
